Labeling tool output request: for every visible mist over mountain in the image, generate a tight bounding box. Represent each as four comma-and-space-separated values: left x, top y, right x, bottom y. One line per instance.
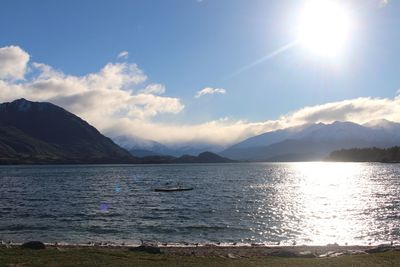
113, 135, 224, 157
0, 99, 136, 164
221, 121, 400, 161
113, 135, 170, 156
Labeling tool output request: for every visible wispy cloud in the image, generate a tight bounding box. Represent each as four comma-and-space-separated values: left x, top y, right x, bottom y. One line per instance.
139, 83, 166, 95
117, 51, 129, 59
195, 87, 226, 98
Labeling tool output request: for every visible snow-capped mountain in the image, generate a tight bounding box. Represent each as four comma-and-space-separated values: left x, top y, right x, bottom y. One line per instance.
221, 120, 400, 161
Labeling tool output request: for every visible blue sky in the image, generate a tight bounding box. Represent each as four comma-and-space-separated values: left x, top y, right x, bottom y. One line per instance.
0, 0, 399, 145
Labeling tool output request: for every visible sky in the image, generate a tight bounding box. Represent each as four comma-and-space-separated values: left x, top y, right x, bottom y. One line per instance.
0, 0, 399, 147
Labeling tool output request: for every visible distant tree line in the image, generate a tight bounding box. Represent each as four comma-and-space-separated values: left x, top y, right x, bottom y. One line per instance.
328, 146, 400, 162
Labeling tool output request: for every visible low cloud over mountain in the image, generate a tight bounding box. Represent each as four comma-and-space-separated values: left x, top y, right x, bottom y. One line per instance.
1, 45, 400, 148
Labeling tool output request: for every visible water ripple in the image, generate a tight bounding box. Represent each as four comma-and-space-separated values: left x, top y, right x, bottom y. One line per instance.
0, 163, 399, 245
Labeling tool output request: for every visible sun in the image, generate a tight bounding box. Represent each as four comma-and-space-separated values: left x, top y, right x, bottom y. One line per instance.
297, 0, 353, 58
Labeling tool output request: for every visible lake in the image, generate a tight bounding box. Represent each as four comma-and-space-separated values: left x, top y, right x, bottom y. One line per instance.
0, 162, 399, 246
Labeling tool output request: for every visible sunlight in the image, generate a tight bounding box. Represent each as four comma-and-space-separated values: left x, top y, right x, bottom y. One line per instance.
297, 0, 353, 58
293, 162, 365, 245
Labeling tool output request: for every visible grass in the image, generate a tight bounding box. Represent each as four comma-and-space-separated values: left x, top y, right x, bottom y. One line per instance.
0, 247, 399, 267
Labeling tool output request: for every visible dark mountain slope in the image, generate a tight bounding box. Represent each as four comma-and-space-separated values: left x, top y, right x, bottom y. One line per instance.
0, 99, 137, 164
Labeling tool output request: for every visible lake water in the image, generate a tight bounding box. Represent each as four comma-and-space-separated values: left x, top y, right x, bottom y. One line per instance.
0, 163, 399, 246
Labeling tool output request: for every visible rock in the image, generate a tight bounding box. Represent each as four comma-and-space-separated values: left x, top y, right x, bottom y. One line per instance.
298, 251, 316, 258
129, 245, 162, 254
328, 252, 345, 257
21, 241, 46, 250
319, 251, 336, 258
227, 253, 237, 259
347, 250, 368, 255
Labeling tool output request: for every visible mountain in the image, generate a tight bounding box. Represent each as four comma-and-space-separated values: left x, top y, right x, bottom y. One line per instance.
221, 121, 400, 161
113, 135, 224, 157
174, 151, 235, 163
0, 99, 137, 164
128, 149, 163, 157
113, 135, 171, 156
139, 152, 235, 164
363, 119, 400, 136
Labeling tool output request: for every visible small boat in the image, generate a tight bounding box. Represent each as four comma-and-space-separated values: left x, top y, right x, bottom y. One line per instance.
154, 187, 193, 192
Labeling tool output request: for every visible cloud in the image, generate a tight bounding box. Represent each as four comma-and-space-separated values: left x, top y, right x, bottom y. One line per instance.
0, 45, 183, 130
1, 45, 399, 148
195, 87, 226, 98
104, 95, 400, 147
139, 83, 166, 95
117, 51, 129, 59
279, 97, 398, 126
0, 46, 30, 80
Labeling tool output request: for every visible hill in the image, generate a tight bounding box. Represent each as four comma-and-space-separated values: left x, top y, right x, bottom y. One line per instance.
328, 146, 400, 162
139, 152, 235, 164
0, 99, 137, 164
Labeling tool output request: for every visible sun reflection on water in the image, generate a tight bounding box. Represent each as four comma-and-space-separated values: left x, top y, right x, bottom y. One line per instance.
290, 162, 372, 245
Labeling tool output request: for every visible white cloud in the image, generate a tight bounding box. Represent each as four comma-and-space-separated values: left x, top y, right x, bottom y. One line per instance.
139, 83, 166, 95
117, 51, 129, 59
104, 95, 400, 147
0, 45, 184, 130
1, 45, 399, 148
195, 87, 226, 98
0, 46, 30, 80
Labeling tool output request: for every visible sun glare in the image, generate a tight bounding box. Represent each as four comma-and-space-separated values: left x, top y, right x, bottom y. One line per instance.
297, 0, 353, 58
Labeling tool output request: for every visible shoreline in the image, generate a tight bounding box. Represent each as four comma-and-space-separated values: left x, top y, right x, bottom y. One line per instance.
2, 243, 400, 266
3, 242, 399, 258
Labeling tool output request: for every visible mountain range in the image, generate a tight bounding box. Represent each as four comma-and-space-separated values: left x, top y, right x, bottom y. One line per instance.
1, 98, 399, 164
220, 120, 400, 161
0, 99, 232, 164
113, 135, 224, 157
113, 118, 400, 162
